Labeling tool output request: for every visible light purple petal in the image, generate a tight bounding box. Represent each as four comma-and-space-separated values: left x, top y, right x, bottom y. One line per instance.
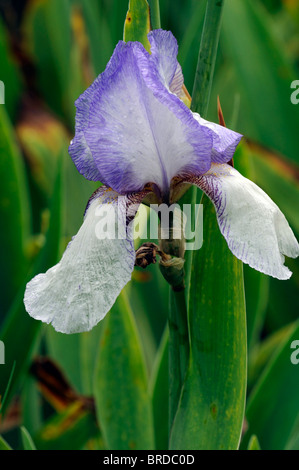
69, 37, 214, 196
24, 187, 146, 334
148, 29, 185, 100
193, 113, 243, 165
185, 163, 299, 280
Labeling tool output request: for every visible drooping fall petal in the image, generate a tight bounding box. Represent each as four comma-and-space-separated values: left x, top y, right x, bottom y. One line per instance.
24, 187, 146, 333
184, 163, 299, 280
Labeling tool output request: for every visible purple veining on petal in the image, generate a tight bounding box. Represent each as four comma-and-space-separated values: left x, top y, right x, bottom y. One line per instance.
69, 34, 216, 196
148, 30, 179, 89
193, 113, 243, 165
148, 30, 184, 99
24, 184, 146, 334
131, 40, 214, 176
180, 163, 299, 280
84, 184, 151, 228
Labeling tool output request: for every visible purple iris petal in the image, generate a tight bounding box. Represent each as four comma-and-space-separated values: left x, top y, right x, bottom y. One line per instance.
69, 32, 215, 195
182, 163, 299, 280
148, 29, 185, 99
69, 29, 241, 196
148, 30, 179, 88
193, 114, 243, 165
24, 186, 148, 334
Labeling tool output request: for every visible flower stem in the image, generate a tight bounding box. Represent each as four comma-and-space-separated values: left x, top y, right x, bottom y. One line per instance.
147, 0, 161, 30
191, 0, 225, 117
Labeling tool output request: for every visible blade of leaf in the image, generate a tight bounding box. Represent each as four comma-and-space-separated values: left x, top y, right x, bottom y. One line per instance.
246, 141, 299, 235
0, 154, 64, 413
123, 0, 151, 51
93, 291, 154, 450
20, 426, 37, 450
0, 105, 31, 319
241, 319, 299, 450
0, 435, 12, 450
221, 0, 299, 164
147, 0, 161, 30
170, 196, 247, 450
247, 435, 261, 450
33, 402, 100, 450
0, 17, 23, 120
149, 326, 169, 450
248, 323, 294, 392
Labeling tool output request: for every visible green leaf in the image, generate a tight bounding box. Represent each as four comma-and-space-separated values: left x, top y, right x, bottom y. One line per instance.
0, 361, 16, 415
0, 155, 64, 413
20, 426, 37, 450
247, 142, 299, 235
78, 0, 114, 75
124, 0, 151, 51
79, 323, 104, 395
184, 0, 226, 294
94, 291, 154, 450
168, 288, 189, 431
0, 435, 12, 450
170, 196, 247, 450
45, 321, 103, 396
248, 324, 293, 392
23, 0, 72, 120
177, 0, 206, 92
222, 0, 299, 164
149, 326, 169, 450
23, 0, 93, 124
247, 435, 261, 450
45, 329, 82, 393
0, 18, 23, 120
0, 106, 31, 318
147, 0, 161, 30
21, 376, 43, 435
16, 106, 70, 200
34, 402, 100, 450
243, 265, 269, 353
191, 0, 225, 117
241, 319, 299, 450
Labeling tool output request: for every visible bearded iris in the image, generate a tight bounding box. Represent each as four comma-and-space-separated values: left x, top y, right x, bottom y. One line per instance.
24, 29, 299, 334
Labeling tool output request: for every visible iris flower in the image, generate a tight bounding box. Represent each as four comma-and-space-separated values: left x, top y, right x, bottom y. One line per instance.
24, 30, 299, 334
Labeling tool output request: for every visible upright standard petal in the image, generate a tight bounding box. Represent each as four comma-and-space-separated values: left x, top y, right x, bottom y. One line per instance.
184, 163, 299, 280
148, 30, 182, 93
69, 35, 215, 196
148, 29, 187, 101
24, 187, 146, 334
193, 113, 243, 165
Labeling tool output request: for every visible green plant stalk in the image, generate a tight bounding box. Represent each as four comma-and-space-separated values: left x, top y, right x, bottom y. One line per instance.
167, 0, 226, 438
147, 0, 161, 30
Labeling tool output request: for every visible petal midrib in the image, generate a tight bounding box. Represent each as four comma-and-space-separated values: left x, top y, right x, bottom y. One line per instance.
135, 65, 170, 195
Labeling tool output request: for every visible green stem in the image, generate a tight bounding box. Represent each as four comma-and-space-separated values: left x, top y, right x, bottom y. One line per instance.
191, 0, 225, 117
147, 0, 161, 30
168, 288, 189, 433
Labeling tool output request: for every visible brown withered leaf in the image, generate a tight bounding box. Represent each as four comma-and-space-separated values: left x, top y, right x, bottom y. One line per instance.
30, 356, 95, 414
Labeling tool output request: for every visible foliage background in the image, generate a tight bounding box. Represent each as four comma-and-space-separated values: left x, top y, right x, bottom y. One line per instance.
0, 0, 298, 450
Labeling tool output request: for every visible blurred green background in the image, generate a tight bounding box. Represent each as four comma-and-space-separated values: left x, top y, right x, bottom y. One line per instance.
0, 0, 298, 450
